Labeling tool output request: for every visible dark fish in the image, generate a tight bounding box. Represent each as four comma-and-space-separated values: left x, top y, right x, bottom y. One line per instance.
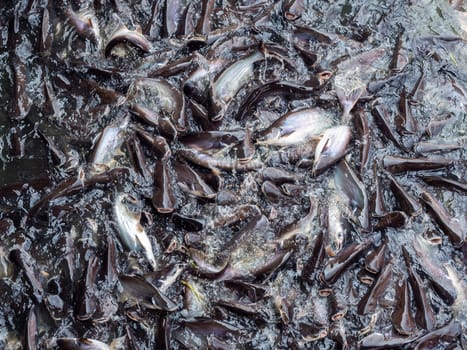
40, 7, 52, 53
374, 211, 408, 230
262, 167, 304, 184
10, 55, 32, 120
105, 235, 118, 287
293, 25, 334, 44
336, 84, 366, 120
225, 280, 268, 302
164, 0, 185, 36
414, 141, 462, 154
238, 125, 255, 163
411, 237, 458, 305
370, 162, 388, 217
266, 142, 317, 166
130, 104, 178, 140
129, 78, 186, 132
196, 0, 215, 34
275, 198, 317, 245
389, 28, 408, 72
57, 338, 109, 350
174, 160, 217, 199
302, 231, 326, 284
28, 167, 128, 217
182, 318, 242, 337
105, 25, 150, 57
395, 87, 418, 135
179, 130, 244, 154
157, 314, 171, 350
134, 127, 171, 160
321, 240, 371, 285
420, 189, 465, 247
183, 56, 226, 104
126, 136, 152, 182
77, 254, 100, 321
412, 321, 462, 350
8, 126, 23, 158
364, 243, 386, 274
402, 247, 436, 331
330, 292, 348, 321
235, 80, 321, 121
147, 55, 193, 78
284, 0, 305, 20
179, 149, 263, 172
358, 260, 393, 315
387, 173, 422, 216
119, 274, 178, 311
38, 131, 66, 166
261, 180, 296, 204
371, 105, 406, 151
187, 248, 230, 277
143, 0, 163, 37
392, 279, 417, 335
153, 159, 176, 213
188, 98, 214, 130
9, 249, 46, 303
293, 42, 319, 66
424, 115, 455, 138
418, 175, 467, 193
216, 299, 263, 318
334, 160, 370, 230
354, 109, 370, 174
65, 8, 100, 46
207, 204, 261, 229
84, 78, 126, 105
382, 155, 454, 173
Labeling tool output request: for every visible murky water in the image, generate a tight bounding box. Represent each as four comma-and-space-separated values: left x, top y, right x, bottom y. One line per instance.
0, 0, 466, 349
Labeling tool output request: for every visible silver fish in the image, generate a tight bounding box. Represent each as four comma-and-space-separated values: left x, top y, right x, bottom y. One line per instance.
313, 125, 351, 175
113, 194, 157, 269
211, 51, 264, 121
257, 108, 333, 146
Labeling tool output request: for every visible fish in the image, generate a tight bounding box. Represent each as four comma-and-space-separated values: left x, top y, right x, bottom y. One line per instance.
313, 126, 352, 175
420, 188, 465, 247
257, 108, 333, 146
89, 117, 128, 174
65, 8, 101, 47
113, 193, 157, 269
119, 274, 178, 311
57, 338, 109, 350
210, 50, 264, 121
105, 25, 150, 57
128, 78, 186, 131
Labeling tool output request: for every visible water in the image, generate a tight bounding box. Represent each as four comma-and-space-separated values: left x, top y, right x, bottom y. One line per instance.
0, 0, 466, 349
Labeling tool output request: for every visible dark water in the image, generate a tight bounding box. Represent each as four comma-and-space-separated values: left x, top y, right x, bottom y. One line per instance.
0, 0, 466, 349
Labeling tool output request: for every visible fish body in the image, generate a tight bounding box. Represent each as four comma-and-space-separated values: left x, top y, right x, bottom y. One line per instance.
257, 108, 333, 146
114, 194, 156, 269
89, 118, 128, 173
